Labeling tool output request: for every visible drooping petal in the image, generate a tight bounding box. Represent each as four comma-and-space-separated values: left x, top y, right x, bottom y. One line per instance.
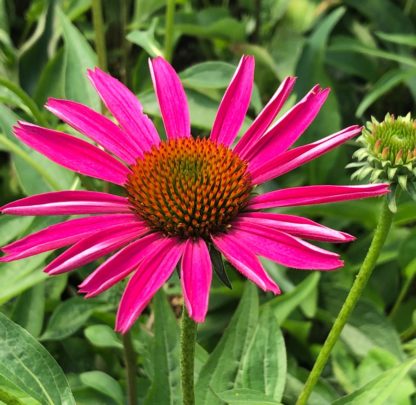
46, 98, 140, 163
238, 212, 354, 243
234, 76, 296, 155
78, 232, 165, 297
115, 238, 184, 333
250, 125, 362, 184
45, 223, 148, 275
44, 222, 149, 275
249, 184, 390, 210
88, 68, 159, 152
210, 55, 255, 147
232, 222, 343, 270
1, 214, 138, 261
212, 232, 280, 293
181, 239, 212, 323
149, 57, 190, 139
243, 86, 330, 166
1, 191, 130, 216
14, 122, 130, 185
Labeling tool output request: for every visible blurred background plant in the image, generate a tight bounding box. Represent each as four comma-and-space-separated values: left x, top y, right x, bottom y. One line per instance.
0, 0, 416, 404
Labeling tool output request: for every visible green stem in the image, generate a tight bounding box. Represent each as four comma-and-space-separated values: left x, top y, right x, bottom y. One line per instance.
0, 77, 47, 126
91, 0, 108, 71
0, 134, 61, 191
122, 331, 138, 405
164, 0, 176, 62
181, 306, 197, 405
296, 198, 394, 405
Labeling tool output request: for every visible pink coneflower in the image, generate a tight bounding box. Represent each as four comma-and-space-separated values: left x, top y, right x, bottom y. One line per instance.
1, 56, 388, 332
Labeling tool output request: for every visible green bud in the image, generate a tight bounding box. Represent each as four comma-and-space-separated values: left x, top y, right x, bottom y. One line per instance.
349, 113, 416, 211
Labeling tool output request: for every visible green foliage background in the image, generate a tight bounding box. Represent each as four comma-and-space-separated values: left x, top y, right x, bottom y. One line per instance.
0, 0, 415, 403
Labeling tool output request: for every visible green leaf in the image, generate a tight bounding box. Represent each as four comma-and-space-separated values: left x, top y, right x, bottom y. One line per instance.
84, 325, 123, 350
265, 272, 320, 324
18, 0, 55, 95
295, 7, 344, 182
34, 49, 66, 106
0, 215, 33, 246
196, 284, 259, 405
235, 306, 287, 402
0, 313, 75, 405
11, 283, 45, 337
328, 36, 416, 68
58, 8, 100, 109
180, 62, 236, 90
0, 374, 40, 405
323, 288, 404, 360
145, 291, 181, 405
355, 68, 416, 117
127, 26, 164, 58
0, 105, 74, 193
41, 297, 98, 341
332, 357, 416, 405
376, 31, 416, 47
175, 8, 245, 42
216, 388, 281, 404
79, 371, 124, 405
0, 254, 48, 305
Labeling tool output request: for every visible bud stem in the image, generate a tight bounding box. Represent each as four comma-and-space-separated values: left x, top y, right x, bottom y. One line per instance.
296, 198, 394, 405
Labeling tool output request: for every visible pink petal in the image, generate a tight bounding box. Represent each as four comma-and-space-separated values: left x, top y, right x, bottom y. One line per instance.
78, 232, 165, 297
14, 122, 130, 185
115, 238, 184, 333
238, 212, 354, 243
243, 86, 330, 167
1, 191, 130, 216
234, 76, 296, 155
232, 222, 343, 270
149, 57, 190, 139
210, 55, 255, 147
88, 68, 159, 152
181, 239, 212, 323
46, 98, 140, 164
1, 214, 138, 261
45, 222, 147, 275
250, 125, 362, 184
212, 232, 280, 294
249, 184, 390, 210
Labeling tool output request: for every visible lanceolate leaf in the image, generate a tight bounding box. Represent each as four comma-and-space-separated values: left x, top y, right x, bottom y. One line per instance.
0, 313, 75, 405
332, 357, 416, 405
41, 297, 99, 341
235, 306, 287, 402
58, 8, 100, 110
145, 291, 181, 405
195, 284, 259, 405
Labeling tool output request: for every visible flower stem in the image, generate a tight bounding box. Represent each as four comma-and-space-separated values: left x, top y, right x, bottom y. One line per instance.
164, 0, 176, 62
91, 0, 107, 71
181, 306, 197, 405
296, 198, 394, 405
122, 331, 138, 405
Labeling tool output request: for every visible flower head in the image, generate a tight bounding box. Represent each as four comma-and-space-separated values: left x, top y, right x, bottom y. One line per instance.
1, 56, 389, 332
350, 113, 416, 211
